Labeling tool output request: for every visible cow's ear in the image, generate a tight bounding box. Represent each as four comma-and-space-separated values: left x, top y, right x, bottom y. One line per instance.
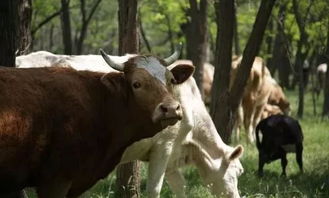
228, 145, 244, 161
170, 64, 194, 84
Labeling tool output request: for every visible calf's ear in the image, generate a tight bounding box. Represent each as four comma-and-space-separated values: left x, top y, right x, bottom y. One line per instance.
170, 64, 194, 84
228, 145, 244, 161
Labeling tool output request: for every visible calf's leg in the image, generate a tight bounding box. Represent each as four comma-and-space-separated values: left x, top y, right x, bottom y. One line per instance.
258, 153, 265, 177
280, 153, 288, 176
296, 143, 304, 173
165, 168, 187, 198
147, 144, 173, 198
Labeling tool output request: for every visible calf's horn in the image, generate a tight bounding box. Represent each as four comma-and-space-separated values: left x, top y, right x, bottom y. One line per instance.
163, 43, 183, 66
99, 49, 124, 71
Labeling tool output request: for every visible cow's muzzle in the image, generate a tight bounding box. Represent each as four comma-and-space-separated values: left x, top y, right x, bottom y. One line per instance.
152, 100, 183, 127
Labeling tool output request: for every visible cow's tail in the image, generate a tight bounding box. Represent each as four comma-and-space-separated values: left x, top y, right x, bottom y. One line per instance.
255, 124, 262, 149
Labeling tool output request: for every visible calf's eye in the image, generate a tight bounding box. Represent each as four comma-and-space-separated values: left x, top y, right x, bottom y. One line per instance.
133, 82, 141, 89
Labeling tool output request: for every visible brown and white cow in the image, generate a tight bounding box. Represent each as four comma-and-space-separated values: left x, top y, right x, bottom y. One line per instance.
231, 56, 273, 143
0, 50, 194, 198
17, 53, 244, 197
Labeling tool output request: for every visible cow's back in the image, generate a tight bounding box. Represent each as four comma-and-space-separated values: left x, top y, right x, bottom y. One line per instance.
0, 67, 108, 191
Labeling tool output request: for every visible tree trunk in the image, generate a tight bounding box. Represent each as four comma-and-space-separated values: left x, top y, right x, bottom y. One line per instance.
116, 0, 140, 197
233, 2, 240, 56
0, 0, 18, 67
211, 0, 276, 143
271, 2, 291, 89
322, 18, 329, 117
16, 0, 32, 55
183, 0, 208, 98
210, 0, 235, 144
76, 0, 102, 54
61, 0, 73, 54
292, 0, 312, 118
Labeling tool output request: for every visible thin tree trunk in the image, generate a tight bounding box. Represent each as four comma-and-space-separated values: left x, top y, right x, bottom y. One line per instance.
322, 18, 329, 117
210, 0, 235, 143
211, 0, 276, 143
233, 2, 240, 55
0, 0, 18, 67
61, 0, 73, 54
187, 0, 208, 98
17, 0, 32, 55
292, 0, 313, 118
116, 0, 140, 197
76, 0, 102, 54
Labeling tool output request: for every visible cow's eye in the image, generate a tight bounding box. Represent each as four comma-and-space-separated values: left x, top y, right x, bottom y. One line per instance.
133, 82, 141, 89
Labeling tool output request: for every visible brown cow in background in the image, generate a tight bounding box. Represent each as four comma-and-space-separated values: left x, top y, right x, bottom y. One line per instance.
231, 56, 273, 143
0, 50, 194, 198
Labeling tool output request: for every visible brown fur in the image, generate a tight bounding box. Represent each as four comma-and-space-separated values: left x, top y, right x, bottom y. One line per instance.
267, 81, 290, 114
0, 66, 180, 197
231, 57, 272, 142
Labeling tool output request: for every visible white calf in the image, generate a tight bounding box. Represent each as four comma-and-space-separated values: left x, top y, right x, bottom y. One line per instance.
121, 76, 244, 198
16, 51, 135, 73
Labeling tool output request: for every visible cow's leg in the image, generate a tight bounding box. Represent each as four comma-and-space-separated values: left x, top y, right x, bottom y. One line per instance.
258, 153, 265, 177
165, 168, 187, 198
146, 144, 172, 198
243, 105, 255, 143
280, 153, 288, 176
296, 143, 304, 173
252, 105, 264, 140
36, 179, 72, 198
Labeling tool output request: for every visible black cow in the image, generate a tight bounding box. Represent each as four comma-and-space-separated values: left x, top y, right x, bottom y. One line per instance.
256, 114, 304, 176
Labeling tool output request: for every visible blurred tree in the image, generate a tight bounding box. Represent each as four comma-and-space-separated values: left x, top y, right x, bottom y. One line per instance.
17, 0, 32, 55
0, 0, 18, 67
292, 0, 314, 118
211, 0, 276, 143
271, 1, 292, 89
75, 0, 102, 54
182, 0, 208, 97
210, 0, 235, 143
323, 18, 329, 117
61, 0, 73, 54
115, 1, 141, 197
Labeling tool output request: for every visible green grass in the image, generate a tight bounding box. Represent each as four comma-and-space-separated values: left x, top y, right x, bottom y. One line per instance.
27, 90, 329, 197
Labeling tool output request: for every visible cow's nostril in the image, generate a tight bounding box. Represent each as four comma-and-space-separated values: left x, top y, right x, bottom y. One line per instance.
160, 104, 168, 113
176, 104, 181, 110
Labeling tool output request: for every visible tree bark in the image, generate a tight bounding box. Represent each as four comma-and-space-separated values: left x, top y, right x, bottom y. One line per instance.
183, 0, 208, 98
322, 18, 329, 117
271, 2, 291, 89
16, 0, 32, 55
233, 1, 240, 56
76, 0, 102, 54
292, 0, 313, 118
210, 0, 235, 144
0, 0, 18, 67
61, 0, 73, 54
211, 0, 276, 143
116, 0, 140, 197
